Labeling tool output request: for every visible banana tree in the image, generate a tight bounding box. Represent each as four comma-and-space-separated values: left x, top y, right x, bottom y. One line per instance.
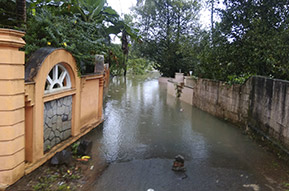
75, 0, 106, 22
24, 0, 140, 75
105, 15, 140, 76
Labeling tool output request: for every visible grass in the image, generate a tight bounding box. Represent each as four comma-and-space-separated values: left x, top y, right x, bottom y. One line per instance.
32, 164, 82, 191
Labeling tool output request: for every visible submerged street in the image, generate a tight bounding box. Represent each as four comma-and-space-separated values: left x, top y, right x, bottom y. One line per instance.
88, 73, 289, 191
2, 0, 289, 189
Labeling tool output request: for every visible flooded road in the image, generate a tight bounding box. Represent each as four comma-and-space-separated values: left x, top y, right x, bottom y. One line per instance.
88, 73, 289, 191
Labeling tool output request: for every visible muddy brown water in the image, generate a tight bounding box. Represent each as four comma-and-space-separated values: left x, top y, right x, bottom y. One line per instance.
86, 73, 289, 191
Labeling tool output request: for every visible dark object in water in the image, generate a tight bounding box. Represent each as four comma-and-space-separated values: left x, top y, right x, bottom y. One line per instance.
77, 140, 93, 156
172, 155, 186, 172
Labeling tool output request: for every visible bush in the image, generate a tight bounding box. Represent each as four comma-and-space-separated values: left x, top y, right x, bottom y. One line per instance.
24, 8, 108, 75
127, 58, 153, 75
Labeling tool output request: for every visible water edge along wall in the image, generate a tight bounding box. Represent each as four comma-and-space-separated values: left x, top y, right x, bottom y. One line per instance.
0, 29, 105, 189
165, 74, 289, 152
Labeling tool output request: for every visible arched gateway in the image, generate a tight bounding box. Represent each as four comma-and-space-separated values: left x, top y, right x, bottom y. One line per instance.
0, 37, 104, 188
25, 48, 81, 159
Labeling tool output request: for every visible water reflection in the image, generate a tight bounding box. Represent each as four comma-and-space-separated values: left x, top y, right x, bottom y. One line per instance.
101, 73, 209, 162
89, 73, 289, 191
101, 73, 275, 170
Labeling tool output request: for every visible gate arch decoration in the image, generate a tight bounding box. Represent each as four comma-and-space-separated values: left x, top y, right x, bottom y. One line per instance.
25, 47, 81, 162
44, 63, 72, 93
43, 63, 73, 152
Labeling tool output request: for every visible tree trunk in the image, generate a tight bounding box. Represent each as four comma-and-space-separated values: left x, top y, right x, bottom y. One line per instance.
123, 54, 127, 76
211, 0, 214, 32
210, 0, 215, 45
16, 0, 26, 26
121, 31, 129, 76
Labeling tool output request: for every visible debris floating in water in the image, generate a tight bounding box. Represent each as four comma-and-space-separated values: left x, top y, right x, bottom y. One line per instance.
243, 184, 260, 191
172, 155, 186, 172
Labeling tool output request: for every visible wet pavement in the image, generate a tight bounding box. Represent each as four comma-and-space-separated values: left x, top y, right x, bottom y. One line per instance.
88, 73, 289, 191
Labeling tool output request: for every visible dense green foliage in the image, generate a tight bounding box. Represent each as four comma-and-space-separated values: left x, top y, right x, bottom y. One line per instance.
134, 0, 202, 77
0, 0, 20, 29
1, 0, 139, 75
24, 1, 116, 74
1, 0, 289, 80
107, 44, 126, 76
127, 57, 153, 75
197, 0, 289, 81
25, 9, 107, 74
134, 0, 289, 82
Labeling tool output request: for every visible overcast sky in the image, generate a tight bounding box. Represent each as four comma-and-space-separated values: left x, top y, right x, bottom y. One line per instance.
107, 0, 136, 16
106, 0, 225, 29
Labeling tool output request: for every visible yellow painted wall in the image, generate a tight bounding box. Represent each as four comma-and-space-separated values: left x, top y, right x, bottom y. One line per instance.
0, 29, 26, 189
24, 50, 104, 174
80, 75, 100, 127
0, 28, 105, 189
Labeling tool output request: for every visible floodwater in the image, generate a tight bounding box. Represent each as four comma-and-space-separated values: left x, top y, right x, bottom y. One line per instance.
88, 73, 289, 191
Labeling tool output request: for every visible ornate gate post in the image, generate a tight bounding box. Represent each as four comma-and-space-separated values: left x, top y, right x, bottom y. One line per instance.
0, 29, 26, 189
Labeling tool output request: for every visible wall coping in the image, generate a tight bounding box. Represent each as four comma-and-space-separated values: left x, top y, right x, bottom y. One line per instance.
252, 75, 289, 84
184, 75, 289, 86
25, 47, 65, 82
167, 79, 194, 90
0, 28, 26, 49
81, 73, 104, 79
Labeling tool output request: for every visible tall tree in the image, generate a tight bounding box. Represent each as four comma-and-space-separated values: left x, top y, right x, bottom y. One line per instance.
135, 0, 201, 77
198, 0, 289, 81
206, 0, 220, 44
220, 0, 289, 78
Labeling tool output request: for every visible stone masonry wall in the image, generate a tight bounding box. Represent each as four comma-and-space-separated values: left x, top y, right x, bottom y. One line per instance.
44, 96, 72, 152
